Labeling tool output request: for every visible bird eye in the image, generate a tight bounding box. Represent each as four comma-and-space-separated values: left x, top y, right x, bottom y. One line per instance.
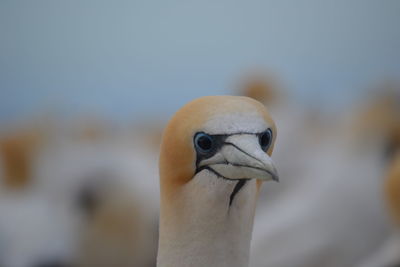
259, 129, 272, 151
194, 132, 214, 153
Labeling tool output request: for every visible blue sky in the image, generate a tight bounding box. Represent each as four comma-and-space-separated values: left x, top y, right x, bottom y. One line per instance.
1, 0, 399, 123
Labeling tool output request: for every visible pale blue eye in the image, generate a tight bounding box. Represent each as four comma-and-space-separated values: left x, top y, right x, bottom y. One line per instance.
259, 129, 272, 151
194, 132, 214, 153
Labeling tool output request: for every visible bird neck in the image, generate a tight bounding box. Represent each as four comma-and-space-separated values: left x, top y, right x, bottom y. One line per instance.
157, 173, 258, 267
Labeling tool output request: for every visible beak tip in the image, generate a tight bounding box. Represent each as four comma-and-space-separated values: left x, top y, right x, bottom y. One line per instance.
272, 166, 279, 182
271, 172, 279, 182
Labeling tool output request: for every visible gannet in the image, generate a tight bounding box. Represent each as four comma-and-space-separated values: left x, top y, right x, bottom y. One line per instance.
238, 74, 280, 106
357, 152, 400, 267
157, 96, 278, 267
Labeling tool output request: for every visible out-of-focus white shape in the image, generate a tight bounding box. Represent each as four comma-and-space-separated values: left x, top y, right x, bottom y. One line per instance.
250, 103, 391, 267
0, 124, 161, 267
0, 193, 80, 267
357, 231, 400, 267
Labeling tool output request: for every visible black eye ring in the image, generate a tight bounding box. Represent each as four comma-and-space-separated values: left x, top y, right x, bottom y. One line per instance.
259, 129, 272, 151
194, 132, 214, 153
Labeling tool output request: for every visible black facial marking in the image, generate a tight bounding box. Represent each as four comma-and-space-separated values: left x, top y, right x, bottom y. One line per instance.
194, 130, 272, 174
196, 166, 248, 206
194, 133, 227, 168
193, 130, 271, 207
229, 180, 247, 206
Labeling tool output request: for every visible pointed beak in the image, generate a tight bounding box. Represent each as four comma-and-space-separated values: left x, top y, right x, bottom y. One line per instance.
198, 134, 279, 182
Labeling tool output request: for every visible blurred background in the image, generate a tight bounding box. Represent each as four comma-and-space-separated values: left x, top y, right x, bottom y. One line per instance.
0, 1, 399, 267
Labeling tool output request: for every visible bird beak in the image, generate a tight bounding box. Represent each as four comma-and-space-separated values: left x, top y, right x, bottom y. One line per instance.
198, 134, 279, 182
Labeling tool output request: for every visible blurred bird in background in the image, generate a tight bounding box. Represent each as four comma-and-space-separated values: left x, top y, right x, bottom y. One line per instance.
0, 121, 160, 267
358, 151, 400, 267
239, 77, 399, 267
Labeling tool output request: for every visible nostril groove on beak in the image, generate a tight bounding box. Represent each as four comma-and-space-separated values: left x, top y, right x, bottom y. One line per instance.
223, 142, 264, 165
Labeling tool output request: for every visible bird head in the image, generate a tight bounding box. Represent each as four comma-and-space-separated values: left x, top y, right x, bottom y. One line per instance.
159, 96, 278, 197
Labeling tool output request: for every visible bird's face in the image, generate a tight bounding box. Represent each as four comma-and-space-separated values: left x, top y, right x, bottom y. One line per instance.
158, 96, 278, 267
159, 96, 278, 196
